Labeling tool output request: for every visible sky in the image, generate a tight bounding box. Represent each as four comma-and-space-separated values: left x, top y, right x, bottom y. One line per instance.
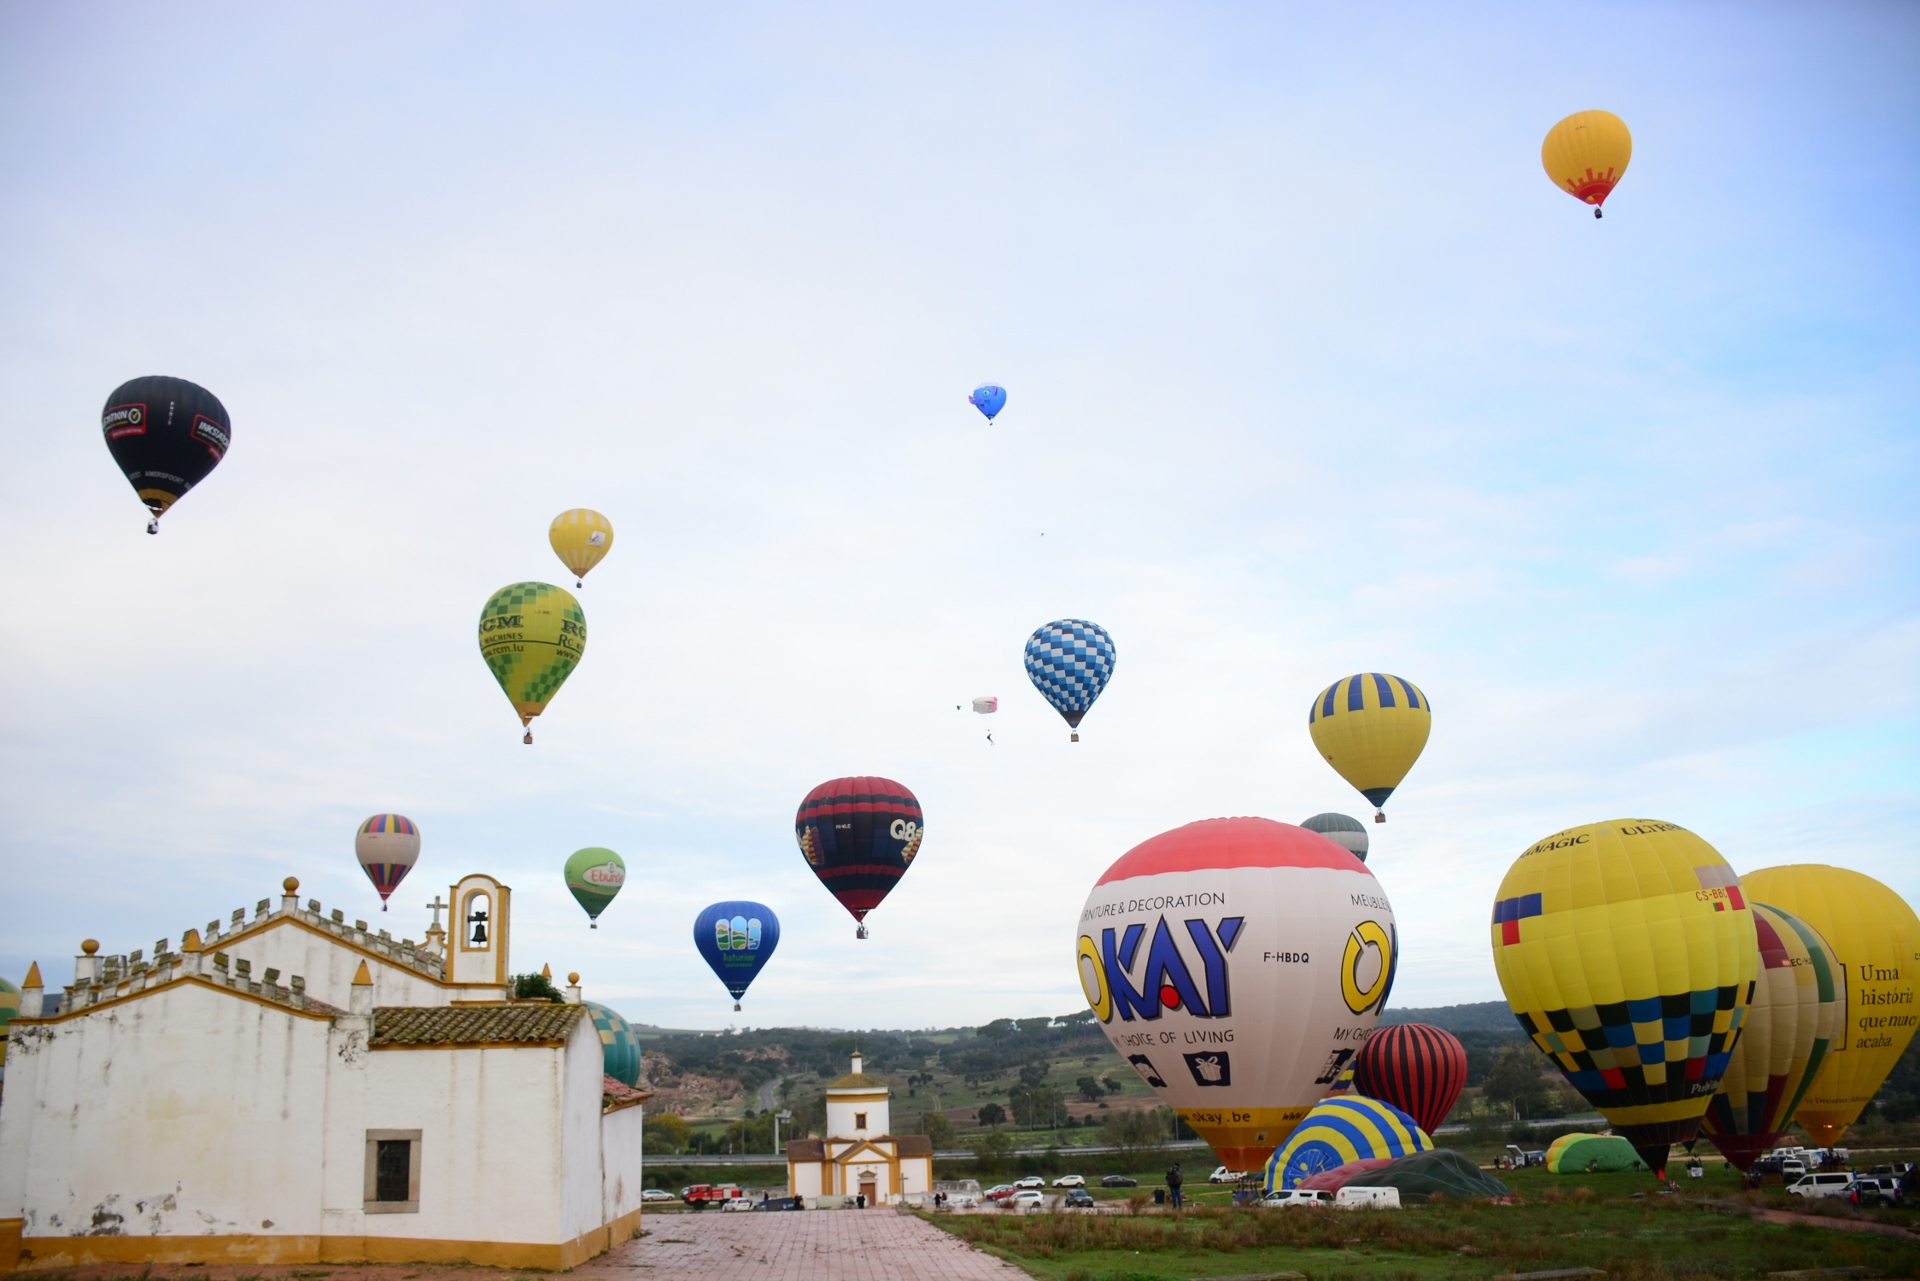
0, 2, 1914, 1032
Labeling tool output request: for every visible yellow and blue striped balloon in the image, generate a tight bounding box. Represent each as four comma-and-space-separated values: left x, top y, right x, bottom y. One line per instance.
1307, 673, 1430, 819
1263, 1095, 1432, 1190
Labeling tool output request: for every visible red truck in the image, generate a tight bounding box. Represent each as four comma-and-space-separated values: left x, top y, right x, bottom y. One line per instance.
680, 1183, 745, 1208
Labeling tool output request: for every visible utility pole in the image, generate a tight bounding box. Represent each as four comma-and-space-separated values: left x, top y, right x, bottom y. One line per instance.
773, 1108, 792, 1155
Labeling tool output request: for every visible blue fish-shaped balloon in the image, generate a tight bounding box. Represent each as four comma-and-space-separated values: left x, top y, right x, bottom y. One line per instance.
1024, 619, 1116, 740
693, 900, 781, 1009
969, 384, 1007, 421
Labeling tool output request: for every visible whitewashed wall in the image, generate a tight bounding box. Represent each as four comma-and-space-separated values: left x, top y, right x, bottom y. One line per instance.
218, 921, 448, 1009
600, 1104, 645, 1226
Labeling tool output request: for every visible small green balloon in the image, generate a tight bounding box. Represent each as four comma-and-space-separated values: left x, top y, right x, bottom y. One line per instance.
565, 847, 626, 927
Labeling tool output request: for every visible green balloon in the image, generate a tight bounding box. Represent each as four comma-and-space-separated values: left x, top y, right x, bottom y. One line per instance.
565, 847, 626, 927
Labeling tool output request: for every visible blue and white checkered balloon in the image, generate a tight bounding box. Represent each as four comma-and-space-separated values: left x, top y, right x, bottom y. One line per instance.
1024, 619, 1117, 735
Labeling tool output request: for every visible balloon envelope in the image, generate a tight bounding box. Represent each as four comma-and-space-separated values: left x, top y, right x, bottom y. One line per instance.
694, 900, 781, 1005
101, 376, 231, 529
355, 814, 421, 908
1542, 110, 1633, 212
588, 1001, 642, 1087
1262, 1096, 1432, 1191
1355, 1022, 1467, 1135
1738, 865, 1920, 1148
1079, 817, 1398, 1173
1025, 620, 1117, 735
968, 384, 1007, 421
478, 582, 587, 735
1545, 1133, 1646, 1173
1491, 819, 1758, 1174
565, 847, 626, 924
549, 509, 615, 584
1307, 674, 1430, 813
794, 777, 923, 927
1301, 813, 1369, 863
1699, 902, 1843, 1169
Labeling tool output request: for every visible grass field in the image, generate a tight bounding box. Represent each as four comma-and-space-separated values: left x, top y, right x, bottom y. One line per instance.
921, 1165, 1920, 1280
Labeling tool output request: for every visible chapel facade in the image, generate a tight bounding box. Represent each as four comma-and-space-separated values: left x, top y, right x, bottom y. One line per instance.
784, 1052, 933, 1205
0, 874, 648, 1272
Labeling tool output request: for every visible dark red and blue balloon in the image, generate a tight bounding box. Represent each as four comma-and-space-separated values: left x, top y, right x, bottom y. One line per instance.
101, 376, 231, 534
694, 900, 781, 1011
794, 776, 924, 939
1354, 1022, 1468, 1135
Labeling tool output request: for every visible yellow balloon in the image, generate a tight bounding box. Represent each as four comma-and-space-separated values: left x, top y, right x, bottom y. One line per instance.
478, 582, 587, 743
548, 509, 615, 586
1307, 674, 1430, 820
1541, 110, 1632, 217
1491, 819, 1758, 1174
1698, 903, 1844, 1169
1738, 865, 1920, 1148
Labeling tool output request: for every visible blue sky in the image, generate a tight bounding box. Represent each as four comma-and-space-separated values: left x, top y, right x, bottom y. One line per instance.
1, 2, 1914, 1030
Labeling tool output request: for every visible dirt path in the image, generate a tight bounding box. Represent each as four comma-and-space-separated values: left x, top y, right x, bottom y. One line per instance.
1754, 1207, 1919, 1239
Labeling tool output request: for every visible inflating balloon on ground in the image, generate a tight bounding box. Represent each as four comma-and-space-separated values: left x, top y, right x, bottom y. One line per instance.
1490, 819, 1758, 1176
1264, 1095, 1432, 1191
795, 776, 924, 939
1078, 817, 1398, 1173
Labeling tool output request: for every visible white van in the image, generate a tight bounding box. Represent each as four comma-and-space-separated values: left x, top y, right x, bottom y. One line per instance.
1335, 1186, 1402, 1210
1786, 1172, 1854, 1200
1261, 1188, 1334, 1208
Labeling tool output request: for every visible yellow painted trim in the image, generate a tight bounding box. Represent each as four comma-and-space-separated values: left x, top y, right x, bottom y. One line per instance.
826, 1089, 889, 1102
11, 973, 335, 1027
10, 1207, 643, 1273
0, 1218, 20, 1273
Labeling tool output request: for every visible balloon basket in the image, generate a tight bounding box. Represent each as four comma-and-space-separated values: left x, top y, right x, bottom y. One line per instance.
523, 731, 533, 745
733, 1002, 742, 1012
590, 921, 598, 930
146, 519, 159, 535
1374, 810, 1386, 824
1595, 208, 1603, 219
1070, 732, 1080, 743
856, 924, 869, 940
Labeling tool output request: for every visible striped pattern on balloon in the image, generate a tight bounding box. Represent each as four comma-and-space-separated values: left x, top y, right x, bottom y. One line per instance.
1264, 1096, 1432, 1191
1354, 1022, 1468, 1135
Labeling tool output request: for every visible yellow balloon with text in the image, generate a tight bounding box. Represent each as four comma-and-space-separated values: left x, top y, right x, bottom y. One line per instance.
548, 509, 615, 586
1738, 865, 1920, 1148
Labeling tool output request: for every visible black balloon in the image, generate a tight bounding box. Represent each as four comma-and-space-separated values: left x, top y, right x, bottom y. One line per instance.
101, 376, 231, 531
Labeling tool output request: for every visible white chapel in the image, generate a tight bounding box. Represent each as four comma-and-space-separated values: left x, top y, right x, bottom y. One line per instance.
0, 873, 649, 1272
784, 1052, 932, 1205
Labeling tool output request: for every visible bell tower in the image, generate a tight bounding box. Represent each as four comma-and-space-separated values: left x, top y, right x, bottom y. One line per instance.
449, 873, 511, 994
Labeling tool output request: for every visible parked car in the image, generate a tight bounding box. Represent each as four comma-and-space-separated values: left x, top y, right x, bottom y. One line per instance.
1335, 1186, 1402, 1210
1013, 1176, 1046, 1190
1849, 1178, 1903, 1207
984, 1184, 1018, 1202
753, 1196, 805, 1211
1062, 1189, 1097, 1208
1780, 1160, 1808, 1181
1501, 1144, 1546, 1168
1101, 1174, 1139, 1187
1786, 1172, 1854, 1200
1052, 1174, 1086, 1188
1208, 1166, 1244, 1184
720, 1197, 760, 1211
1009, 1189, 1046, 1208
641, 1188, 675, 1203
1262, 1188, 1334, 1208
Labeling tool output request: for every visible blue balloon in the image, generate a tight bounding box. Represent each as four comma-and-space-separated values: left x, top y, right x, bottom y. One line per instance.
693, 900, 781, 1008
1024, 619, 1117, 739
969, 384, 1007, 421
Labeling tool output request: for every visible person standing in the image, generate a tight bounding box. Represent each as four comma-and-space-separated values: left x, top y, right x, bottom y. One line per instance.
1166, 1162, 1184, 1209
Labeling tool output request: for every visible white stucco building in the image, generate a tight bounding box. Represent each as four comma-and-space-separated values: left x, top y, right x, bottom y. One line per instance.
0, 873, 648, 1271
785, 1053, 932, 1205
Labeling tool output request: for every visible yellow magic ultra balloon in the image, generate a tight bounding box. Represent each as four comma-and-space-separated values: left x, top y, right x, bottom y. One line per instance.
548, 508, 615, 586
1491, 819, 1758, 1175
1739, 865, 1920, 1148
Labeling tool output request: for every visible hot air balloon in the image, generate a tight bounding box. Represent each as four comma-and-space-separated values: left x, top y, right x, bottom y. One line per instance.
1698, 902, 1842, 1169
565, 847, 626, 928
694, 901, 781, 1011
1545, 1133, 1646, 1173
1301, 813, 1369, 863
1025, 620, 1116, 742
971, 696, 998, 714
969, 384, 1007, 422
587, 999, 642, 1086
101, 376, 231, 534
1263, 1096, 1432, 1191
1354, 1023, 1467, 1135
1542, 110, 1632, 218
1738, 865, 1920, 1148
548, 509, 614, 587
1307, 674, 1430, 822
1491, 819, 1758, 1176
794, 777, 923, 938
355, 813, 420, 911
1078, 817, 1398, 1173
478, 582, 586, 743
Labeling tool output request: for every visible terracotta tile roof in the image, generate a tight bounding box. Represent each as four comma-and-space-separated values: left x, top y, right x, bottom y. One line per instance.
370, 1003, 585, 1046
602, 1074, 652, 1111
787, 1138, 826, 1161
892, 1134, 934, 1156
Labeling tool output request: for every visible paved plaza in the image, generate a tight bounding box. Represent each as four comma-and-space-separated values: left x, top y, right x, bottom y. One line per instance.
583, 1209, 1031, 1280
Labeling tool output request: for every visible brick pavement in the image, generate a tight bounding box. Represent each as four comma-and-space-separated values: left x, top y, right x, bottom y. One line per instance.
581, 1208, 1032, 1280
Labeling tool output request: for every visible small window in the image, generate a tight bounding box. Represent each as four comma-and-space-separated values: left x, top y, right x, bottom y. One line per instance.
365, 1129, 422, 1212
854, 1112, 867, 1130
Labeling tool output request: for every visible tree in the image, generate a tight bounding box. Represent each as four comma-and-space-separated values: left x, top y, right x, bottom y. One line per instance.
977, 1102, 1007, 1128
1101, 1073, 1123, 1094
920, 1111, 955, 1147
1017, 1062, 1050, 1090
1010, 1085, 1064, 1130
1076, 1075, 1105, 1104
642, 1112, 691, 1155
972, 1128, 1014, 1172
1100, 1107, 1162, 1155
512, 972, 564, 1002
1481, 1042, 1557, 1119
